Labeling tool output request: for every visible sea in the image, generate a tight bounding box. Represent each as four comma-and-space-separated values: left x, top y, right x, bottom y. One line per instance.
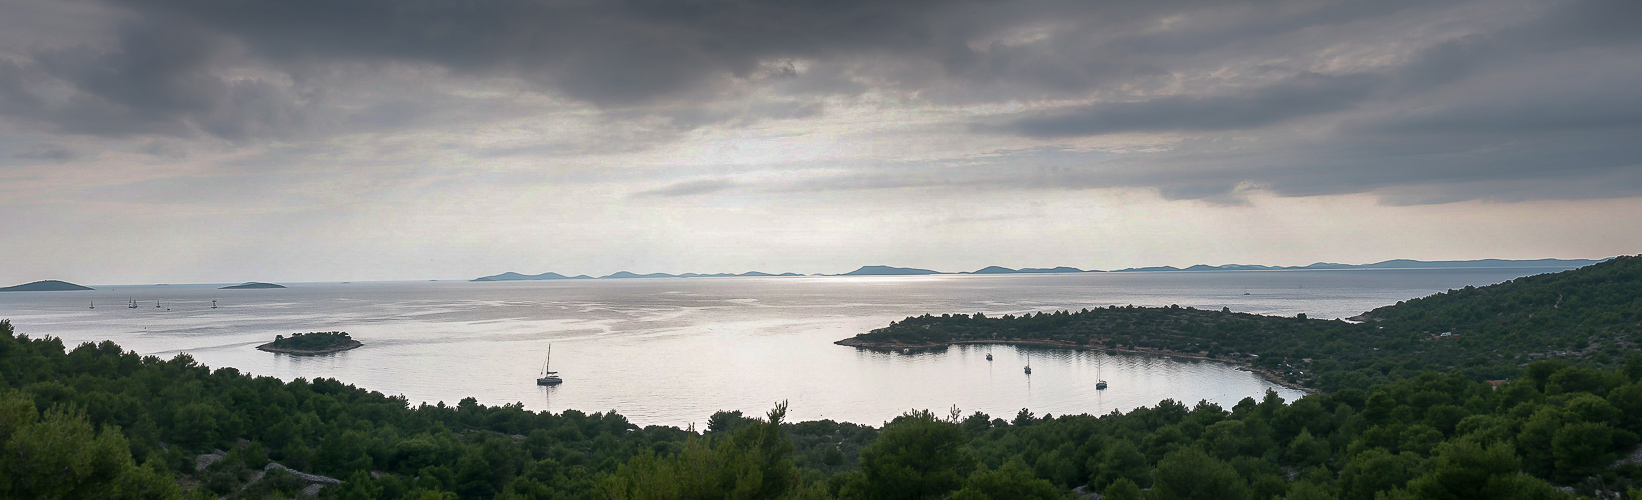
0, 266, 1579, 429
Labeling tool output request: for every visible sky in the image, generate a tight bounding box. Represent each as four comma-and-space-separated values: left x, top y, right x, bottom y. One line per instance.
1, 0, 1640, 285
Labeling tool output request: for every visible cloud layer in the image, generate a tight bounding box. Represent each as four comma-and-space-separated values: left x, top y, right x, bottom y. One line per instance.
0, 0, 1639, 282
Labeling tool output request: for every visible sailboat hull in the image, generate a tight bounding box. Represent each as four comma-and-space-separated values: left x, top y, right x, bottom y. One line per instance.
536, 376, 562, 385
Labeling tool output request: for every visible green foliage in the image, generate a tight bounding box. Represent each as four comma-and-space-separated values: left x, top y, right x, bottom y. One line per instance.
1149, 446, 1249, 500
946, 462, 1057, 500
601, 402, 800, 499
843, 410, 976, 499
1102, 478, 1144, 500
1389, 441, 1571, 500
0, 388, 182, 499
265, 331, 358, 350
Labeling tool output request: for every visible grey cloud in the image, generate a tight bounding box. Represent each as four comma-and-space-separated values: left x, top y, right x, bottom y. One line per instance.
0, 21, 309, 140
1, 0, 1639, 205
633, 179, 739, 198
990, 72, 1382, 137
16, 0, 1454, 133
10, 143, 78, 162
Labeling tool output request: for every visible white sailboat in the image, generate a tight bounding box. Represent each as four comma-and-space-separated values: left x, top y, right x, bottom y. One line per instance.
536, 344, 563, 385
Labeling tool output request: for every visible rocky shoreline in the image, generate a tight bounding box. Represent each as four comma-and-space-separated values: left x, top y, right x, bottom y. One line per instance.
255, 340, 363, 355
834, 337, 1316, 394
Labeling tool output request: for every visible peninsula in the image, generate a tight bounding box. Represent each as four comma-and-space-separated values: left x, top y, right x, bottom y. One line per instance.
255, 331, 362, 355
838, 255, 1641, 392
220, 282, 286, 289
0, 280, 93, 292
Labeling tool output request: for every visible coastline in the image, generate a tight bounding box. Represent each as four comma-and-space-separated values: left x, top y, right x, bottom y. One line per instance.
834, 337, 1316, 395
255, 340, 363, 356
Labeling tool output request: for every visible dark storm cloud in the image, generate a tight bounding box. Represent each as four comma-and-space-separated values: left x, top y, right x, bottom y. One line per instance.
2, 0, 1455, 139
102, 0, 966, 104
0, 20, 306, 139
0, 0, 1638, 204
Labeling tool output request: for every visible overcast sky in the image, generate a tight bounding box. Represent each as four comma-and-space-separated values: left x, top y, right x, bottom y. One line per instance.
1, 0, 1639, 284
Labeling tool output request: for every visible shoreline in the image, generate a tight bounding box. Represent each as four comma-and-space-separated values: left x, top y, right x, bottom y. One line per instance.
255, 340, 363, 356
834, 337, 1316, 395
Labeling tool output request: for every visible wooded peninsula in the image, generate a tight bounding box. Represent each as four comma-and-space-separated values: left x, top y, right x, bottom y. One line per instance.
2, 256, 1639, 499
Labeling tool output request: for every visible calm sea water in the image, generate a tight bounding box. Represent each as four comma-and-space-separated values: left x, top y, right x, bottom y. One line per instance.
0, 267, 1575, 428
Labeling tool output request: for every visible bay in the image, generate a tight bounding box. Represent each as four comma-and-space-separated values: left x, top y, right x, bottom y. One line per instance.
0, 267, 1576, 428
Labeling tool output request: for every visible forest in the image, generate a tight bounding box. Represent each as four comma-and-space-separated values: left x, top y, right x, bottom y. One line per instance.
3, 256, 1641, 499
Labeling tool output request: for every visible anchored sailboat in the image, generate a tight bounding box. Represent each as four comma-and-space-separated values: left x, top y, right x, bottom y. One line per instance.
536, 344, 563, 386
1024, 352, 1032, 375
1096, 358, 1108, 390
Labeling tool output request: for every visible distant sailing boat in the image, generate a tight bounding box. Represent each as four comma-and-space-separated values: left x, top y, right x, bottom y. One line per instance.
128, 299, 137, 309
89, 301, 94, 309
1024, 353, 1032, 375
211, 300, 217, 309
1096, 362, 1108, 390
985, 352, 993, 361
536, 344, 563, 386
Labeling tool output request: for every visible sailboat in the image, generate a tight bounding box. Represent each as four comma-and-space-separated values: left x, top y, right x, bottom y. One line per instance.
89, 301, 94, 309
1096, 358, 1108, 390
1024, 353, 1032, 375
985, 352, 993, 361
128, 299, 137, 309
536, 344, 563, 386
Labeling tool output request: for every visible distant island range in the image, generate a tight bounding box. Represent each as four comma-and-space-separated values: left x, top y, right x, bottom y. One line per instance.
474, 257, 1604, 281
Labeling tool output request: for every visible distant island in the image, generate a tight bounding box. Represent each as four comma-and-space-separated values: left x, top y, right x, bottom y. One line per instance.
255, 331, 362, 355
967, 266, 1089, 274
833, 265, 937, 276
0, 280, 94, 292
220, 282, 286, 289
1105, 258, 1605, 272
473, 270, 802, 281
472, 258, 1604, 282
